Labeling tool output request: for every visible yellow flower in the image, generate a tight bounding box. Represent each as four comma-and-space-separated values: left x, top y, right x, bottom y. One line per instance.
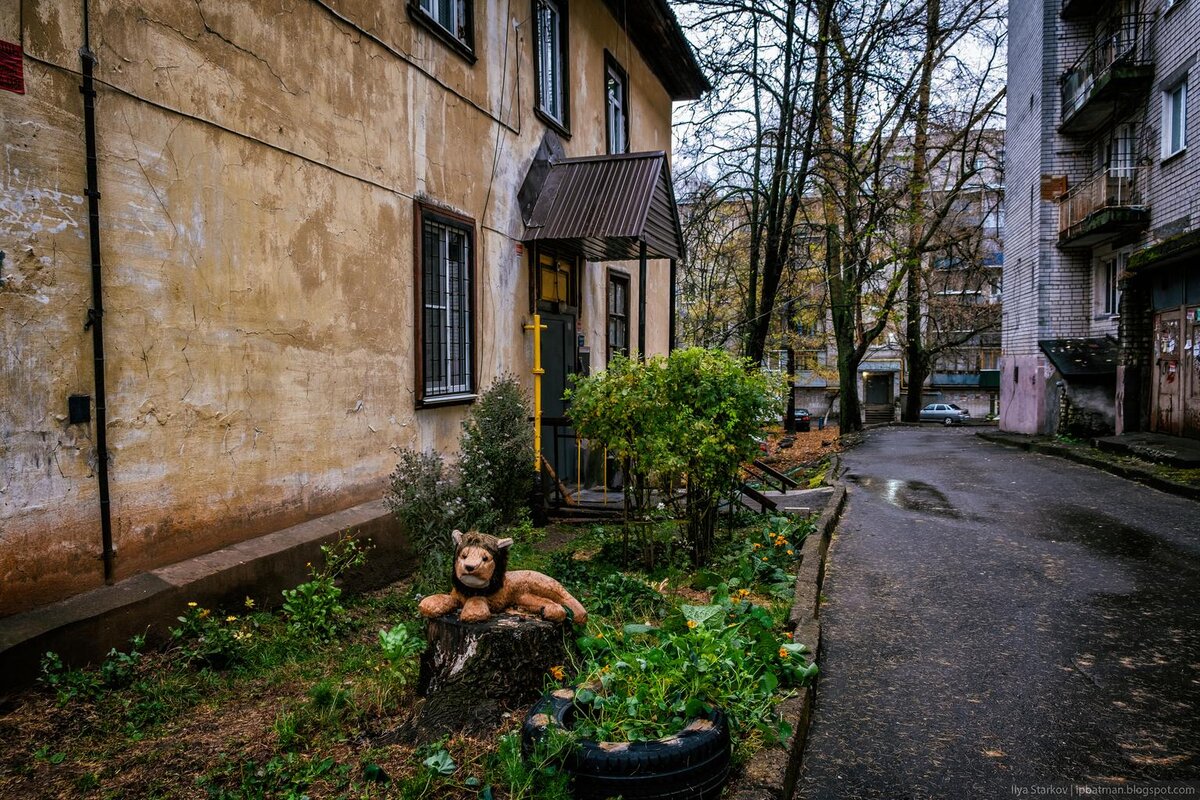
187, 602, 198, 608
549, 665, 565, 680
687, 619, 698, 629
784, 632, 793, 640
787, 549, 794, 556
244, 597, 255, 609
199, 608, 210, 619
761, 557, 768, 562
753, 543, 762, 550
779, 647, 788, 659
595, 632, 604, 639
226, 615, 238, 623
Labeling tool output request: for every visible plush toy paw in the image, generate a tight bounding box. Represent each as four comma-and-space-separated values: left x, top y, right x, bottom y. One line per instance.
541, 604, 567, 622
459, 600, 491, 623
418, 594, 459, 619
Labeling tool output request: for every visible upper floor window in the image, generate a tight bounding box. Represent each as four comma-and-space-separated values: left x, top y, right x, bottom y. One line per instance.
534, 0, 569, 130
605, 54, 629, 154
1162, 77, 1188, 160
417, 205, 475, 404
411, 0, 475, 60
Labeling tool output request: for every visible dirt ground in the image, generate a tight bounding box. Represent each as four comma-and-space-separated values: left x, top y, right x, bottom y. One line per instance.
759, 425, 843, 474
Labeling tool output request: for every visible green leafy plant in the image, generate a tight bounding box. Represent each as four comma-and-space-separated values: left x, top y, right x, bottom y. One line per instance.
378, 623, 424, 685
458, 374, 536, 532
570, 348, 783, 567
171, 604, 249, 669
281, 534, 369, 642
491, 730, 573, 800
385, 449, 464, 587
39, 635, 146, 705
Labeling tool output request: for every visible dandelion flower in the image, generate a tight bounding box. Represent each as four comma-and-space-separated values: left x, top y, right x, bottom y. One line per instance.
244, 597, 255, 609
784, 632, 794, 640
199, 608, 210, 619
761, 557, 768, 562
687, 619, 698, 629
226, 615, 238, 623
549, 665, 565, 680
779, 647, 788, 659
787, 549, 794, 556
187, 602, 198, 608
753, 543, 762, 550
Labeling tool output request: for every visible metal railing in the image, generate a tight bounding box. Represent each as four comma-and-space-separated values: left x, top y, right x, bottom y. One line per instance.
1057, 165, 1143, 236
1060, 13, 1152, 121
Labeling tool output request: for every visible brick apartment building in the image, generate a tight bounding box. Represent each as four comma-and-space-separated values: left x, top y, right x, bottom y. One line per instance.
1003, 0, 1200, 439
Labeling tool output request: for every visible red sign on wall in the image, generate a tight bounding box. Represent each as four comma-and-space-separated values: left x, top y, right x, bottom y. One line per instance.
0, 40, 25, 95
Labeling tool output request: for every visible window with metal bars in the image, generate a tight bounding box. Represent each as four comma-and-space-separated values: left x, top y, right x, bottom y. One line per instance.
418, 207, 474, 404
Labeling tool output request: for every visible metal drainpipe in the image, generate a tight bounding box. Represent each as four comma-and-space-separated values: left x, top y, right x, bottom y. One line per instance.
668, 258, 677, 351
637, 240, 647, 360
80, 0, 115, 584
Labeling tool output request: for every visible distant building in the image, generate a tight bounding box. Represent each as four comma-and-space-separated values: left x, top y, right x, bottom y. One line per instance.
1004, 0, 1199, 439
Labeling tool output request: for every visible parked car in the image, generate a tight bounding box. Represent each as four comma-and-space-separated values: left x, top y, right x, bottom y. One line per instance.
790, 407, 812, 432
919, 403, 970, 426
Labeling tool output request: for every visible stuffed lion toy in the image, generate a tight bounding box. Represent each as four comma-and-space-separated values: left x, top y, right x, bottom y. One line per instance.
418, 530, 588, 624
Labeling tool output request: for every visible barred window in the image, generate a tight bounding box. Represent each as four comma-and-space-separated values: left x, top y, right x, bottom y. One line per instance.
418, 207, 474, 404
534, 0, 569, 130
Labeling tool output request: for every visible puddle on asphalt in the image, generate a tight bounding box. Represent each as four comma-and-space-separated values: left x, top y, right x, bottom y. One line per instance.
847, 475, 961, 517
1045, 506, 1199, 573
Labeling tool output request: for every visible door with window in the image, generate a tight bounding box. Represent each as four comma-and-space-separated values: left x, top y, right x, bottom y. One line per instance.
537, 251, 580, 492
1152, 310, 1182, 435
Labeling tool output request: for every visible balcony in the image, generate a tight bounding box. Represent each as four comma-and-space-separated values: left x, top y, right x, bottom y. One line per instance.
1059, 14, 1154, 135
1057, 166, 1149, 248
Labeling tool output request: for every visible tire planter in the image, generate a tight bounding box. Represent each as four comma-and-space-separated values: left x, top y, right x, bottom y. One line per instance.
522, 687, 732, 800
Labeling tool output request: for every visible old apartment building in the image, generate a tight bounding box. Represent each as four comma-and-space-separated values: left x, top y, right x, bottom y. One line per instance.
0, 0, 707, 616
1004, 0, 1200, 438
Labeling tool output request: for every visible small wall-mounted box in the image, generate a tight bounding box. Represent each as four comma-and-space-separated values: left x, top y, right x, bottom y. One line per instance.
68, 395, 91, 425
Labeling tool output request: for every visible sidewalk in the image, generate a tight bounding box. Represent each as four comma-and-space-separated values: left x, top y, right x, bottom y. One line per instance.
976, 430, 1200, 502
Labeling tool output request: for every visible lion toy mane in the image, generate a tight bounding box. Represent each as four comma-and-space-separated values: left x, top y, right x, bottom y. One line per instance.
417, 530, 588, 625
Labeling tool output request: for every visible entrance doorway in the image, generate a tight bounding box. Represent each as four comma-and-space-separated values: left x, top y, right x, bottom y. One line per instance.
535, 250, 581, 494
1152, 305, 1200, 439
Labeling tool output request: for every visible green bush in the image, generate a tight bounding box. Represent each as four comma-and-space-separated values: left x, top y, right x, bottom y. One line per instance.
458, 374, 536, 532
385, 450, 463, 586
569, 348, 783, 566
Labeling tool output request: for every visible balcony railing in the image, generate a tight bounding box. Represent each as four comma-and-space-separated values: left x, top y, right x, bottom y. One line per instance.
1060, 14, 1154, 132
1057, 165, 1149, 246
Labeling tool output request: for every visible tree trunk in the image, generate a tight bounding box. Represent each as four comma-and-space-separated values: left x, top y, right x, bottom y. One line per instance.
412, 612, 575, 741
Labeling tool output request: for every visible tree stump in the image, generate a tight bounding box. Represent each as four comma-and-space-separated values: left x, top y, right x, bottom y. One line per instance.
413, 611, 575, 740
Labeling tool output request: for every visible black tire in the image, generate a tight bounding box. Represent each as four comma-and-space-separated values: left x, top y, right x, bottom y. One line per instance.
943, 417, 954, 427
522, 689, 733, 800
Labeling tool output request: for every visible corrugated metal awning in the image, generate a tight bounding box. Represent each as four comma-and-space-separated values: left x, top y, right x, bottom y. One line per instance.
522, 151, 684, 262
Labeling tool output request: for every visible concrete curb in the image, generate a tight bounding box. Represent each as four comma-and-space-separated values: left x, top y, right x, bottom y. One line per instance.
0, 500, 414, 702
975, 431, 1200, 503
729, 454, 849, 800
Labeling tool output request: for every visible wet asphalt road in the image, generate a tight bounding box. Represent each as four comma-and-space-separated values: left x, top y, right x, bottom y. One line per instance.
795, 427, 1200, 799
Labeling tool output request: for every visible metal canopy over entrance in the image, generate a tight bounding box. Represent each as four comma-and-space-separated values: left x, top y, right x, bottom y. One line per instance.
522, 151, 684, 262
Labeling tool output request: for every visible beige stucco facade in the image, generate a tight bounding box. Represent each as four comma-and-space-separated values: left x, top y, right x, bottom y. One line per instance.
0, 0, 693, 616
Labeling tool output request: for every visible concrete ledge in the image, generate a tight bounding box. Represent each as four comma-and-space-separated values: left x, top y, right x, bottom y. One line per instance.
976, 431, 1200, 502
0, 499, 413, 701
729, 455, 848, 800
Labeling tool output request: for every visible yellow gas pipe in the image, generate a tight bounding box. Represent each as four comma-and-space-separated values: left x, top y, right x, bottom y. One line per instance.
524, 314, 547, 472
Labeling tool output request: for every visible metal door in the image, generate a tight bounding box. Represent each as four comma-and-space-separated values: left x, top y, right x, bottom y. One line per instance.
540, 312, 578, 489
1152, 310, 1182, 435
1185, 306, 1200, 439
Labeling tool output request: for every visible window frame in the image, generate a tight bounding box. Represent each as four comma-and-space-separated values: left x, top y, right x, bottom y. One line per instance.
606, 268, 630, 363
414, 202, 478, 408
604, 51, 630, 154
408, 0, 477, 63
533, 0, 570, 135
1162, 77, 1188, 161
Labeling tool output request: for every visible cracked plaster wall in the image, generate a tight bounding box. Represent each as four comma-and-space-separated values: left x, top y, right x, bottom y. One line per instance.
0, 0, 676, 616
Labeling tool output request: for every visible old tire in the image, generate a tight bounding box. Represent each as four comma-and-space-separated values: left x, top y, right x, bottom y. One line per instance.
943, 417, 954, 427
522, 689, 732, 800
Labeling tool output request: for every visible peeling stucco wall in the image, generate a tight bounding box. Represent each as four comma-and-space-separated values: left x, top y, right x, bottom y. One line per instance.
0, 0, 680, 616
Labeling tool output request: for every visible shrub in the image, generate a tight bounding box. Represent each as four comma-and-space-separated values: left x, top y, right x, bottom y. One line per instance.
385, 450, 463, 586
570, 348, 783, 566
458, 374, 536, 532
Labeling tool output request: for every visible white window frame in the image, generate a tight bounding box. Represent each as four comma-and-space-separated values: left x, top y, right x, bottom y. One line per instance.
1162, 77, 1188, 160
534, 0, 568, 128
